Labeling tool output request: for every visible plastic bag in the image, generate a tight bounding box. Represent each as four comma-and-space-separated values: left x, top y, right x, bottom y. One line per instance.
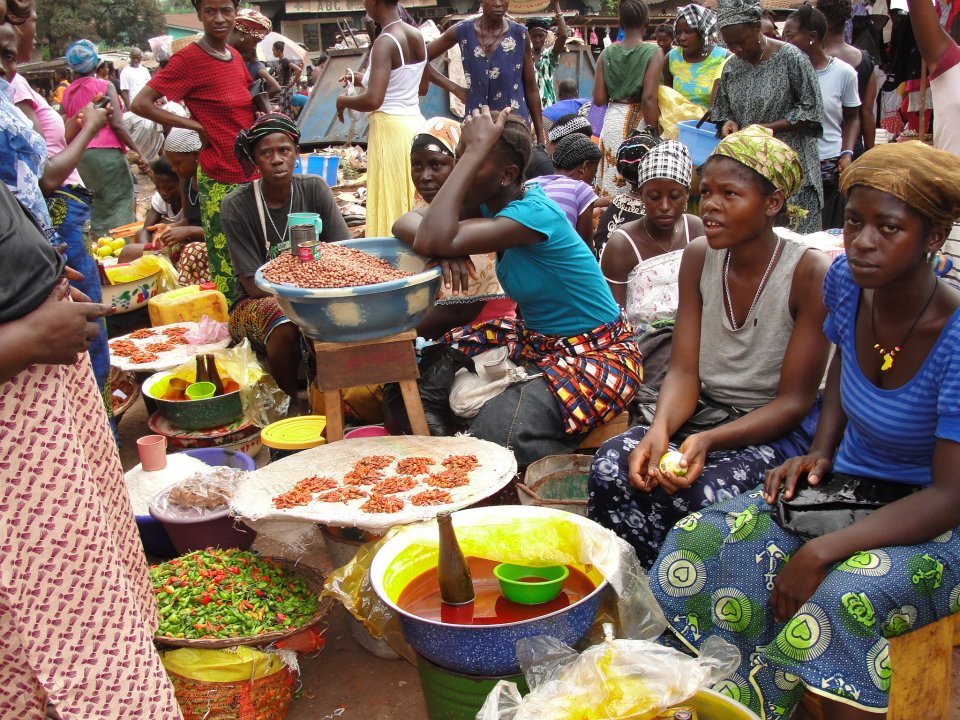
161, 646, 287, 683
158, 339, 289, 427
125, 253, 180, 293
153, 465, 248, 517
382, 344, 474, 436
658, 86, 705, 140
184, 314, 229, 345
322, 507, 668, 663
477, 626, 740, 720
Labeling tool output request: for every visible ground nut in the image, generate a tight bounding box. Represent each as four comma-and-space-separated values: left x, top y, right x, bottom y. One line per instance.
262, 248, 411, 289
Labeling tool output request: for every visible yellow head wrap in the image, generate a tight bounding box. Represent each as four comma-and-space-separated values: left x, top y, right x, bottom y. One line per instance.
710, 124, 803, 198
839, 141, 960, 228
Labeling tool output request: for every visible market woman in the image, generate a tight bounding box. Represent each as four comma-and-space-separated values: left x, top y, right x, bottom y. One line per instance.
426, 0, 545, 145
408, 107, 643, 467
712, 0, 824, 232
663, 4, 729, 109
651, 141, 960, 720
588, 125, 831, 568
0, 183, 181, 716
60, 39, 145, 238
394, 116, 517, 340
600, 140, 702, 326
593, 131, 661, 252
223, 113, 350, 410
593, 0, 662, 196
132, 0, 256, 302
336, 0, 426, 238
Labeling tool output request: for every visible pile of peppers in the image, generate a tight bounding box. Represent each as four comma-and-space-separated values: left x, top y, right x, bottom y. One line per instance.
151, 548, 319, 640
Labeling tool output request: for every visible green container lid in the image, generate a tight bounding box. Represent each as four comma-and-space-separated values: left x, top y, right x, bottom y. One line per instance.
260, 415, 327, 450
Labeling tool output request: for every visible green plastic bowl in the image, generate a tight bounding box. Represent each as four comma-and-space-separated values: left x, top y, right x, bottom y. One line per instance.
493, 563, 569, 605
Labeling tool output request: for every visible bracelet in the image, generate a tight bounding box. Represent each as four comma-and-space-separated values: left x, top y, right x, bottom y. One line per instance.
839, 150, 854, 158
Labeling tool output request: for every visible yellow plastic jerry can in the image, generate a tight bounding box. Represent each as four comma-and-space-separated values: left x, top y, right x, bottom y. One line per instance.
148, 282, 229, 326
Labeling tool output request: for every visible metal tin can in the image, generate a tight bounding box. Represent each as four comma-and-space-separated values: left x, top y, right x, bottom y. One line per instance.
292, 224, 321, 262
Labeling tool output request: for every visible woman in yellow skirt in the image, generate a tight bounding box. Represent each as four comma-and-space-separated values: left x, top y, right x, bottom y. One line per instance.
337, 0, 426, 237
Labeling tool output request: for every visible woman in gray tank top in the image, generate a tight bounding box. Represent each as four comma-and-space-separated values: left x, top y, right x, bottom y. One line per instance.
588, 125, 832, 568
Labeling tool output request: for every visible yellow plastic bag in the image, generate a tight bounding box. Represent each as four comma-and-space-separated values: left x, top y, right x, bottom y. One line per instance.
161, 646, 285, 682
124, 253, 180, 293
477, 628, 741, 720
322, 508, 668, 662
658, 86, 705, 140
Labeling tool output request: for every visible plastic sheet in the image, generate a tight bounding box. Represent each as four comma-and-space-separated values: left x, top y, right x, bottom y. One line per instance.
658, 86, 705, 141
152, 465, 248, 516
322, 507, 668, 661
478, 625, 740, 720
184, 314, 230, 345
160, 339, 289, 427
126, 253, 180, 293
161, 646, 287, 683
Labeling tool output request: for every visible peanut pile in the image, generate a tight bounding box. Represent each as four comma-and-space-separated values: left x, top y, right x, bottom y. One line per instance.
262, 247, 412, 288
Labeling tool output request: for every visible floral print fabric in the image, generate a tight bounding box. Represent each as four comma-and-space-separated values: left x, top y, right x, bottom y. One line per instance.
197, 166, 240, 301
534, 48, 559, 108
651, 488, 960, 718
456, 20, 531, 123
0, 78, 52, 236
667, 45, 729, 109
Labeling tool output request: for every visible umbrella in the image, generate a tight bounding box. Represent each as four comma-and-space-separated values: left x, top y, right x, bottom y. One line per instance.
258, 31, 309, 66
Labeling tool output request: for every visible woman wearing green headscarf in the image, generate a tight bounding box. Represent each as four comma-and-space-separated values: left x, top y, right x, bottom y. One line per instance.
649, 140, 960, 720
589, 124, 831, 569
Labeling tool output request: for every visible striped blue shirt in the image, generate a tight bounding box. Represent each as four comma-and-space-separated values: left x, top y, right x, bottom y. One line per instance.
825, 256, 960, 486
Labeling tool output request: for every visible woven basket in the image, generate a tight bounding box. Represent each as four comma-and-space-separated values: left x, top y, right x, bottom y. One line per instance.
109, 368, 140, 420
156, 559, 334, 649
169, 665, 294, 720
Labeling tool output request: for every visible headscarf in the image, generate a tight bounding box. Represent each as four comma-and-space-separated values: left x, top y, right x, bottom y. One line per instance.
710, 124, 802, 198
547, 114, 593, 144
676, 4, 719, 46
234, 112, 301, 177
716, 0, 763, 29
65, 39, 98, 75
552, 134, 601, 169
638, 140, 693, 189
839, 141, 960, 228
411, 117, 461, 158
234, 9, 273, 39
164, 128, 203, 153
526, 18, 551, 31
615, 130, 661, 187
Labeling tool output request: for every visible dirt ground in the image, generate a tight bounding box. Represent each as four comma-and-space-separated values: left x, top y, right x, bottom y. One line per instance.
122, 170, 960, 720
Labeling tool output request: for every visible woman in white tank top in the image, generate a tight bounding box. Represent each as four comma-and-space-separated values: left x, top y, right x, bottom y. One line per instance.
600, 141, 703, 330
336, 0, 426, 236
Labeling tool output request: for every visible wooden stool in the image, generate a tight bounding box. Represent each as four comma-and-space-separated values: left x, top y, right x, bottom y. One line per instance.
799, 613, 954, 719
312, 329, 429, 442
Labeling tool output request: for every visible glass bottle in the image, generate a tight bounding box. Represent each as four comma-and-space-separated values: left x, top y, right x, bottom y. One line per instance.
205, 354, 224, 396
436, 511, 474, 606
195, 354, 208, 385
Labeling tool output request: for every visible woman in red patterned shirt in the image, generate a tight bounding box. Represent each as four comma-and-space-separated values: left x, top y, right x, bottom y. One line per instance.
131, 0, 256, 303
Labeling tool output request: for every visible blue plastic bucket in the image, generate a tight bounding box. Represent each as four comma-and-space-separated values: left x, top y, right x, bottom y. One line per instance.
678, 120, 721, 167
294, 153, 340, 187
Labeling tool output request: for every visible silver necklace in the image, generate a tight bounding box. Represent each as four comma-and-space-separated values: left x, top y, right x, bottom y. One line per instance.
186, 180, 198, 207
260, 183, 294, 248
643, 216, 677, 255
199, 36, 232, 61
723, 234, 782, 330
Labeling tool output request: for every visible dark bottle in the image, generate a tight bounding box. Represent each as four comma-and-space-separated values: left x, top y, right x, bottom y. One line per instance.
436, 511, 474, 605
195, 354, 209, 385
205, 354, 224, 396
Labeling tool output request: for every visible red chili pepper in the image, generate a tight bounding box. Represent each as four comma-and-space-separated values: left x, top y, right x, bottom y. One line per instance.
200, 595, 212, 605
276, 612, 286, 622
227, 566, 241, 575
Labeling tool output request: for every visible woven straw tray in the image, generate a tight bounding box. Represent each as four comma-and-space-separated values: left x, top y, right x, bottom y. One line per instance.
154, 558, 334, 649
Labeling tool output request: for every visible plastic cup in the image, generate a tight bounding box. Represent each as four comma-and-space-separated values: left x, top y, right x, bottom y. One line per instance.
137, 434, 168, 472
185, 381, 216, 400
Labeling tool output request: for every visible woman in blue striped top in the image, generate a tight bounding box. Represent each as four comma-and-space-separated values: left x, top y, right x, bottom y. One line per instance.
649, 141, 960, 720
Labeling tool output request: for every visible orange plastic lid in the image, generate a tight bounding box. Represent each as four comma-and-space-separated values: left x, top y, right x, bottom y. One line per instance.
261, 415, 327, 450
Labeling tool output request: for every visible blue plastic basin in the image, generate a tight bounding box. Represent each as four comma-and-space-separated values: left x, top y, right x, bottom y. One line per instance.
254, 237, 442, 342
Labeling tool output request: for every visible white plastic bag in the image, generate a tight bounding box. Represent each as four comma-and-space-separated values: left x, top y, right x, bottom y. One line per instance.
448, 347, 537, 418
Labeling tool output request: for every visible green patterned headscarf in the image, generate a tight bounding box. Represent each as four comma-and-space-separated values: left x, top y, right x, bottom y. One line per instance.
710, 124, 803, 198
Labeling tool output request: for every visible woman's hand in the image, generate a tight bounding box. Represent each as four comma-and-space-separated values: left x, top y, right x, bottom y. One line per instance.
80, 99, 111, 134
28, 279, 114, 366
627, 425, 671, 492
721, 120, 740, 137
338, 72, 363, 87
429, 257, 478, 294
335, 95, 347, 123
657, 432, 711, 492
763, 451, 833, 504
460, 105, 510, 155
151, 224, 195, 247
770, 541, 830, 623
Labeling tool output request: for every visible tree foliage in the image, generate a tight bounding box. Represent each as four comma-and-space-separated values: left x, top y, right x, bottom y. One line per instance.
35, 0, 166, 56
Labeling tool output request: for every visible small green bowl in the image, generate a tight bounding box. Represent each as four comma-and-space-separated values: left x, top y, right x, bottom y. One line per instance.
493, 563, 569, 605
185, 381, 216, 400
